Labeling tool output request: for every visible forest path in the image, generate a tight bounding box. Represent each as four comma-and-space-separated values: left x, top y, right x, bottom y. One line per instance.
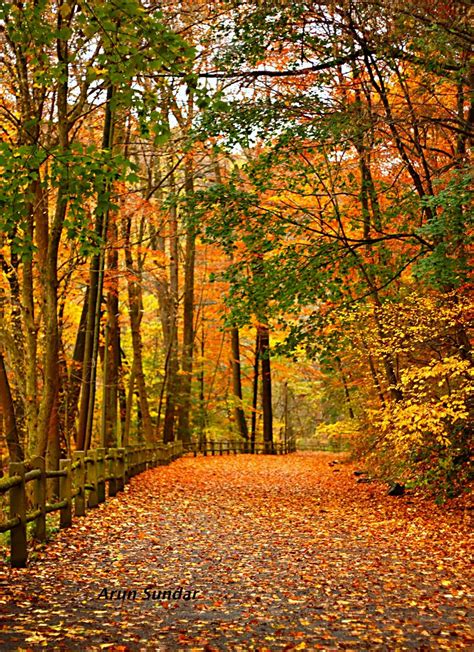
0, 452, 472, 651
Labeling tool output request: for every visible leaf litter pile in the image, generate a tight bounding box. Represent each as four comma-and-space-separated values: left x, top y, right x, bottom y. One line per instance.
0, 452, 472, 650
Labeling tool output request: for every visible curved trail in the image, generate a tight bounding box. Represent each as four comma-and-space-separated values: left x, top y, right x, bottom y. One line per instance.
0, 452, 472, 650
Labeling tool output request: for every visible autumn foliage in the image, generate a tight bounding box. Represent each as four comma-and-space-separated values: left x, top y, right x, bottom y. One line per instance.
0, 0, 472, 498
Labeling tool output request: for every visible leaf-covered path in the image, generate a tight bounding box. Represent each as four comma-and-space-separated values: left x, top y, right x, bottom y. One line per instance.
0, 453, 472, 650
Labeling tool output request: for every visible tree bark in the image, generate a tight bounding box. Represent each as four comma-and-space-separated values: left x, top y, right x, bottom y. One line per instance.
176, 161, 195, 444
163, 183, 180, 444
0, 353, 23, 462
101, 214, 120, 448
36, 16, 71, 458
77, 85, 114, 451
259, 324, 273, 453
67, 287, 89, 444
230, 327, 249, 442
123, 214, 154, 443
250, 329, 260, 454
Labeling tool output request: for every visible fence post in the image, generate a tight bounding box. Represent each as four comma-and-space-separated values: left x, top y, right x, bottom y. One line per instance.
132, 448, 138, 475
9, 462, 27, 568
87, 450, 99, 508
135, 447, 140, 474
145, 446, 150, 470
211, 440, 215, 456
60, 459, 72, 528
155, 445, 162, 466
130, 448, 136, 478
124, 449, 130, 484
96, 448, 106, 503
98, 448, 105, 500
117, 448, 125, 492
135, 447, 141, 473
108, 448, 117, 497
73, 452, 86, 517
32, 457, 46, 542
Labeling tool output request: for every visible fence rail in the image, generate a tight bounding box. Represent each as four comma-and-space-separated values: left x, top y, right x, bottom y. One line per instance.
184, 439, 296, 456
0, 441, 183, 568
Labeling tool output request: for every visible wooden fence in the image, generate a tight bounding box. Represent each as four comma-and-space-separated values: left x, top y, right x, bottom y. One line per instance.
0, 442, 182, 568
185, 439, 296, 456
1, 437, 295, 568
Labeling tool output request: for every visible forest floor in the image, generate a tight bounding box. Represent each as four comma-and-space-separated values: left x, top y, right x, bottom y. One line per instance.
0, 452, 472, 651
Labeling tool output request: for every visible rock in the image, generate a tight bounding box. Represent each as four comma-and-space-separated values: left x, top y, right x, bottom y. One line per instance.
357, 477, 372, 483
354, 470, 367, 476
388, 482, 405, 496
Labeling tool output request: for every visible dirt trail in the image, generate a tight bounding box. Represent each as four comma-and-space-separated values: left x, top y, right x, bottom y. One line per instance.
0, 452, 472, 650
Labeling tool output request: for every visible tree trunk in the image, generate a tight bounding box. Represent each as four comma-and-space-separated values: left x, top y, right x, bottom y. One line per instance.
0, 353, 23, 462
176, 161, 195, 444
259, 324, 273, 453
37, 11, 75, 461
231, 327, 249, 442
198, 322, 206, 450
123, 363, 136, 447
22, 193, 38, 453
250, 329, 260, 454
36, 242, 61, 458
77, 85, 114, 451
46, 390, 60, 497
163, 185, 180, 444
1, 254, 27, 446
101, 214, 120, 448
67, 287, 89, 444
123, 216, 154, 443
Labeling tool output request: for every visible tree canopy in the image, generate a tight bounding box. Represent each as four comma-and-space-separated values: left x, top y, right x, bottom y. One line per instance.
0, 0, 472, 497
